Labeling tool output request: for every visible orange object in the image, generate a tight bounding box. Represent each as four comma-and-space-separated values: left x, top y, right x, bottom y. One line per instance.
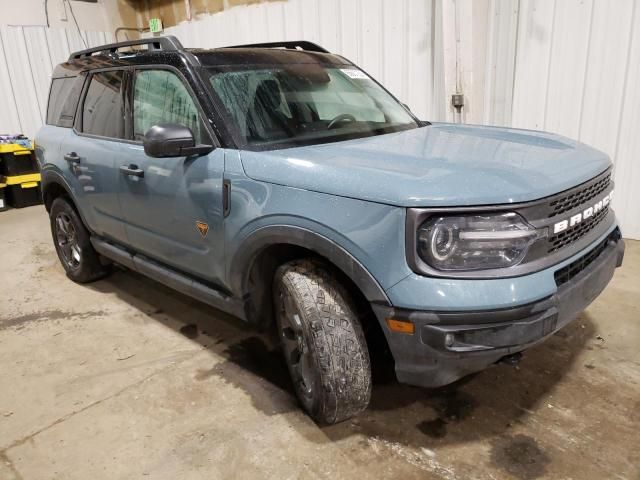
386, 318, 415, 334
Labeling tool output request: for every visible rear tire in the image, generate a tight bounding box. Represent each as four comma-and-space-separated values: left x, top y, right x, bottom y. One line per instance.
273, 259, 372, 424
50, 197, 110, 283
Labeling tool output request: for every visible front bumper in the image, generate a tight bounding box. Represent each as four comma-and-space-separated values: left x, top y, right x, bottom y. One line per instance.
373, 228, 625, 388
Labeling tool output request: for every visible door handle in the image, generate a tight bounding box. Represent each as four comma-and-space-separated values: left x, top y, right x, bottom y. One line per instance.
64, 152, 80, 164
120, 164, 144, 178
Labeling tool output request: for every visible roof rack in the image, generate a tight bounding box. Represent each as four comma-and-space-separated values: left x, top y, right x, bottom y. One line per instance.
224, 41, 329, 53
68, 35, 184, 61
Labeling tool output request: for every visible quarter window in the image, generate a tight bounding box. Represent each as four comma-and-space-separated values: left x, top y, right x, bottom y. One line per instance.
133, 70, 204, 143
46, 75, 85, 128
82, 71, 125, 138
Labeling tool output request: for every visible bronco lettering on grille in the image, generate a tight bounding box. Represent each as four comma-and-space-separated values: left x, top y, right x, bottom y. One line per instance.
553, 191, 613, 234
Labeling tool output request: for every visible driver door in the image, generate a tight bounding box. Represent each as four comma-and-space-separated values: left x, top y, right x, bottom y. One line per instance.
118, 67, 226, 285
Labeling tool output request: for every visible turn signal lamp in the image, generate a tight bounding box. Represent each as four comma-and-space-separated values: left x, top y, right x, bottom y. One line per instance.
386, 318, 415, 334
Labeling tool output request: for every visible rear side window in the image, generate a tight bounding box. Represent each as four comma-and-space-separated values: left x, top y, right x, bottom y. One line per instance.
46, 76, 84, 127
81, 70, 125, 138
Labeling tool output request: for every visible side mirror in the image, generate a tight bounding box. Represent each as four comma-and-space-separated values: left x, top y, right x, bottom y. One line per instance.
143, 123, 214, 158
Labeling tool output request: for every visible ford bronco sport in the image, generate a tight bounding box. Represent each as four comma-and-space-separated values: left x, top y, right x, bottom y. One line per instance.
36, 36, 625, 424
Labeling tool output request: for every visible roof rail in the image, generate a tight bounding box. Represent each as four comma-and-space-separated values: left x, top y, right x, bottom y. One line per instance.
224, 40, 329, 53
68, 35, 184, 61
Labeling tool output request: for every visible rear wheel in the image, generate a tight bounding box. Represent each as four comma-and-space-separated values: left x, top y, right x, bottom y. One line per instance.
273, 259, 372, 424
50, 197, 110, 283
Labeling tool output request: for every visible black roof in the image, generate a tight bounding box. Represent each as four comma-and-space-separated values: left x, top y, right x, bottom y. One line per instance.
191, 48, 349, 67
53, 36, 351, 78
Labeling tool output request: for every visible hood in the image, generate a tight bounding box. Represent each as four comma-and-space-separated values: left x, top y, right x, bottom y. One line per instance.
239, 123, 612, 207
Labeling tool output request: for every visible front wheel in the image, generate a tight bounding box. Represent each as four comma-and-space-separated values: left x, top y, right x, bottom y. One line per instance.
273, 259, 372, 424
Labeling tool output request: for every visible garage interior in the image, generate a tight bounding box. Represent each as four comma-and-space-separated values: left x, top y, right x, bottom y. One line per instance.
1, 0, 639, 479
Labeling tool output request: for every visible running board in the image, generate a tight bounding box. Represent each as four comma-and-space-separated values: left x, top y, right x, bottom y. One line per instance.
91, 237, 246, 320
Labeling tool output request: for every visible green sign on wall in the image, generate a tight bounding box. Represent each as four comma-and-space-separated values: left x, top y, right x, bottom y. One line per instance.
149, 18, 163, 34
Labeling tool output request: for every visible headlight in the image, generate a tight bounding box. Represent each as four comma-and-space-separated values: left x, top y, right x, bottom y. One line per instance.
417, 212, 541, 271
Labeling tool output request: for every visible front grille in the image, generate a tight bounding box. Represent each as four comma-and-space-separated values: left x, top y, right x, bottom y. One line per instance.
548, 173, 611, 218
407, 168, 615, 279
554, 230, 617, 286
547, 205, 610, 253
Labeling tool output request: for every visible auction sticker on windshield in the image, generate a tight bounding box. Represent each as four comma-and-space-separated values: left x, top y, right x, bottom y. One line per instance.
341, 69, 369, 80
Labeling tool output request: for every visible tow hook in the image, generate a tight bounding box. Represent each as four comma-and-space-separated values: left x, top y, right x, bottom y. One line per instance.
498, 352, 523, 367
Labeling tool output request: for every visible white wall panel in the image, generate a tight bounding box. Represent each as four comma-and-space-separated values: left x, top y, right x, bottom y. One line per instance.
360, 0, 384, 81
482, 0, 519, 126
282, 0, 305, 41
318, 0, 341, 53
45, 28, 72, 67
431, 0, 446, 121
0, 29, 22, 135
338, 0, 360, 62
23, 27, 53, 121
405, 0, 437, 118
381, 0, 407, 97
543, 0, 592, 139
1, 26, 43, 138
610, 1, 640, 238
511, 0, 557, 130
299, 0, 321, 45
578, 0, 635, 155
505, 0, 640, 238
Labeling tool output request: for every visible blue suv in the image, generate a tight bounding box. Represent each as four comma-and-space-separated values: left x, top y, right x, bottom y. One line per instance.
36, 36, 625, 424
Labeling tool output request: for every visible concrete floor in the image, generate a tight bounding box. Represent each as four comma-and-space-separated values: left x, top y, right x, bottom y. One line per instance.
0, 206, 638, 480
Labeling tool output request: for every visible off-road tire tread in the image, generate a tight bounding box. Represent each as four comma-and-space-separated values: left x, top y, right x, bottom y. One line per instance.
275, 259, 372, 424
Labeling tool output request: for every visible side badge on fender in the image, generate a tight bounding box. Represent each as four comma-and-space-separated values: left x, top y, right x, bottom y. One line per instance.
195, 221, 209, 238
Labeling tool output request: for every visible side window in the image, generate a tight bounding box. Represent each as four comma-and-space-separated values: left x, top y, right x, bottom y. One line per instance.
82, 70, 125, 138
46, 75, 85, 128
133, 69, 204, 143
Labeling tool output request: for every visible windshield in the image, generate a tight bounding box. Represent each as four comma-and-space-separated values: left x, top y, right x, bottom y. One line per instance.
206, 64, 419, 150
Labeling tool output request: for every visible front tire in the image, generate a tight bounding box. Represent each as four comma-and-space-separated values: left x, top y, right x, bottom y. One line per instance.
50, 197, 110, 283
273, 259, 372, 424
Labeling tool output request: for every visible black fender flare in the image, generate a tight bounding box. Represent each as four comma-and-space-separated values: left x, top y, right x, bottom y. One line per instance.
40, 168, 74, 210
229, 225, 391, 306
40, 169, 94, 234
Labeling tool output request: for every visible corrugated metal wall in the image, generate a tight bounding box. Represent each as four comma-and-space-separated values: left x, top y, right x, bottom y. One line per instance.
484, 0, 640, 238
1, 0, 637, 237
0, 25, 113, 139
